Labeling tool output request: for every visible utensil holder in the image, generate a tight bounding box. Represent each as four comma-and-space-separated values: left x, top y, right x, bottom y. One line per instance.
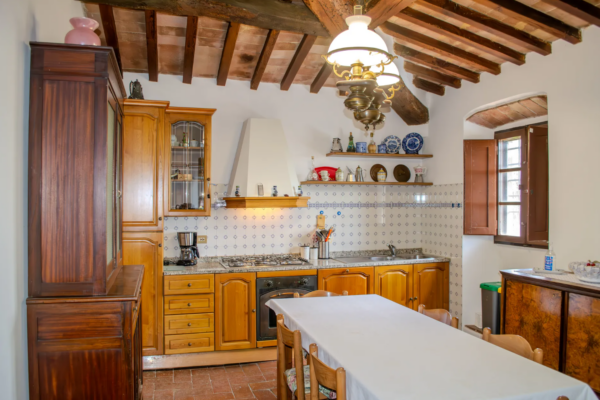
318, 242, 330, 259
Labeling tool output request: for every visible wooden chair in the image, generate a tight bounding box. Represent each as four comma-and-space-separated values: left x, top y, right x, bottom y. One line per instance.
482, 327, 544, 364
418, 304, 459, 329
557, 397, 569, 400
308, 343, 346, 400
277, 314, 307, 400
294, 290, 348, 298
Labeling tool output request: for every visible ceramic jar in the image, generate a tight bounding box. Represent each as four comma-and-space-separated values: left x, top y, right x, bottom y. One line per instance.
356, 142, 367, 153
378, 144, 387, 153
320, 170, 330, 181
377, 168, 387, 182
335, 168, 344, 182
64, 17, 101, 46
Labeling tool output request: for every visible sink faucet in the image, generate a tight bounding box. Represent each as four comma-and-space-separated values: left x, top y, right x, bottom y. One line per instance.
388, 244, 397, 257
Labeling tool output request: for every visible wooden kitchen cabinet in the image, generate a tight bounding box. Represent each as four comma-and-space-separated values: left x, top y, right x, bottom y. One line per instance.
318, 267, 374, 295
413, 263, 450, 311
123, 232, 164, 356
123, 99, 169, 232
503, 279, 561, 370
215, 273, 257, 351
502, 269, 600, 392
28, 43, 126, 297
374, 265, 413, 307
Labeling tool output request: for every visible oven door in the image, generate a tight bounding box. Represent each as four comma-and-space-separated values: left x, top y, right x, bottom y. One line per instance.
258, 288, 310, 341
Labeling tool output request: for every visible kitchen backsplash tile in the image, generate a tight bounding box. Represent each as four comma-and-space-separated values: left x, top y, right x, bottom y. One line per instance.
164, 182, 464, 320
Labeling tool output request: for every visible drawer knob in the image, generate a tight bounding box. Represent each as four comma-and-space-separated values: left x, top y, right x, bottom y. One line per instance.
188, 283, 192, 287
345, 269, 349, 273
252, 309, 256, 313
134, 307, 138, 313
187, 303, 192, 307
188, 323, 192, 327
188, 343, 192, 346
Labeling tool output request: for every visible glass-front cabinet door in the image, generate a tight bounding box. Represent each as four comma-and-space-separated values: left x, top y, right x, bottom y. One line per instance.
164, 108, 215, 216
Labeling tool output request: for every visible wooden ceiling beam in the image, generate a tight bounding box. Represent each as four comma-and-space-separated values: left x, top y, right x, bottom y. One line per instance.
394, 44, 479, 83
381, 22, 500, 74
390, 77, 430, 125
217, 22, 241, 86
310, 62, 333, 94
470, 0, 581, 44
413, 76, 445, 95
302, 0, 352, 36
396, 8, 525, 65
145, 10, 159, 82
78, 0, 330, 37
182, 16, 198, 84
251, 29, 280, 90
98, 4, 122, 75
417, 0, 552, 55
539, 0, 600, 27
404, 61, 461, 88
367, 0, 418, 28
281, 34, 317, 91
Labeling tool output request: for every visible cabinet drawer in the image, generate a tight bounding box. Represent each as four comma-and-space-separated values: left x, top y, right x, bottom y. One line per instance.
164, 275, 214, 295
165, 314, 214, 335
165, 333, 214, 354
164, 294, 214, 315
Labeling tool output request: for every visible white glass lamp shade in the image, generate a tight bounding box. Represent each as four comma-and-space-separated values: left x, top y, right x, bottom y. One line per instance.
327, 15, 391, 67
372, 62, 401, 86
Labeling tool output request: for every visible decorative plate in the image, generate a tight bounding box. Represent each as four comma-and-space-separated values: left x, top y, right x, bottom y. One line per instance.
383, 135, 401, 154
402, 132, 424, 154
393, 164, 411, 182
370, 164, 387, 182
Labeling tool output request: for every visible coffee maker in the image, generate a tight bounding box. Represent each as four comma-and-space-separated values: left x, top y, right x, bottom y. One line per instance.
177, 232, 200, 266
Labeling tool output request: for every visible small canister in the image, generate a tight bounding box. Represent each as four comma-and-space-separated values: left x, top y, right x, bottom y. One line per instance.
377, 168, 387, 182
300, 246, 310, 260
309, 247, 319, 260
335, 167, 344, 182
378, 144, 387, 153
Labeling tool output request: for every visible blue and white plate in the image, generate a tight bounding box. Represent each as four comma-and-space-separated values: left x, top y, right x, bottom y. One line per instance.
383, 135, 401, 154
402, 132, 423, 154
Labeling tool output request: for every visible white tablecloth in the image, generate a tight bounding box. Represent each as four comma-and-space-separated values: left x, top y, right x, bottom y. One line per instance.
267, 295, 596, 400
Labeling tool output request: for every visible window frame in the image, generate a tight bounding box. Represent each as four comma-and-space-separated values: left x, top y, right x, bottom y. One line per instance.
493, 123, 548, 249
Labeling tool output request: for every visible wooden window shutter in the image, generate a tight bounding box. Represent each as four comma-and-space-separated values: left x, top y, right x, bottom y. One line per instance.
464, 140, 497, 235
526, 126, 549, 244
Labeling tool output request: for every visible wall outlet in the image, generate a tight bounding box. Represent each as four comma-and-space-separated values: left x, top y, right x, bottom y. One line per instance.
198, 235, 208, 244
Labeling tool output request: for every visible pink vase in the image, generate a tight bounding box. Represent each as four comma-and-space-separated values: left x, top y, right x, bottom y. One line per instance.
64, 17, 101, 46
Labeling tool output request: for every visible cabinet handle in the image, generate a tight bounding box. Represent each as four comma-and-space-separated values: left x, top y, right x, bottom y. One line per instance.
158, 244, 162, 247
159, 217, 163, 221
252, 309, 256, 313
134, 307, 138, 312
188, 323, 192, 327
345, 269, 350, 273
188, 283, 192, 287
188, 343, 192, 346
187, 303, 192, 307
414, 297, 418, 301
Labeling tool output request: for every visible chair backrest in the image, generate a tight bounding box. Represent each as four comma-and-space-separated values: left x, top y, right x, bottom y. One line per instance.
418, 304, 459, 329
557, 397, 570, 400
308, 343, 346, 400
294, 290, 348, 298
482, 327, 544, 364
277, 314, 306, 400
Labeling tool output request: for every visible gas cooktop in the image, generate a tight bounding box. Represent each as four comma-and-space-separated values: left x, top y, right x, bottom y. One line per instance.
221, 254, 311, 268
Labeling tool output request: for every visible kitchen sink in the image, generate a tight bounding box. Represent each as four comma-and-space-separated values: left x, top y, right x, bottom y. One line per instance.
334, 254, 436, 263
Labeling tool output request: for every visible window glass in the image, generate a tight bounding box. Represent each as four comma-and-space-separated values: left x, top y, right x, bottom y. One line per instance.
498, 205, 520, 236
498, 137, 521, 169
499, 171, 521, 202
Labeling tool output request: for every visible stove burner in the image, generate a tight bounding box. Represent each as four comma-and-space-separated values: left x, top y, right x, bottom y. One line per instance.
177, 259, 197, 266
221, 254, 310, 268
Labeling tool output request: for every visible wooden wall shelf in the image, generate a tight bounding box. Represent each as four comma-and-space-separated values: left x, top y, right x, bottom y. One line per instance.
326, 152, 433, 159
300, 181, 433, 186
223, 196, 310, 208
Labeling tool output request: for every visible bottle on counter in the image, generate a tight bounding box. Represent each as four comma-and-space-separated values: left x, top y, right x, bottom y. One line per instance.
368, 132, 377, 153
235, 185, 240, 197
272, 186, 278, 197
544, 243, 555, 272
297, 185, 303, 196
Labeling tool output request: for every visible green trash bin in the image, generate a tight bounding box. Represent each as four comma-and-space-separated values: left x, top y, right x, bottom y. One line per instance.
480, 282, 502, 334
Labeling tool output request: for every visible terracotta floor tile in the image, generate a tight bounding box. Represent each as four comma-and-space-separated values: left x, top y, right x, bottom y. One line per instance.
231, 384, 255, 399
192, 368, 210, 377
261, 372, 276, 382
209, 370, 229, 381
191, 383, 214, 396
143, 382, 156, 392
252, 390, 276, 400
205, 366, 225, 371
144, 370, 157, 378
142, 393, 154, 400
192, 375, 211, 385
174, 369, 192, 382
225, 364, 242, 371
173, 388, 196, 400
157, 370, 175, 378
248, 381, 276, 391
195, 394, 235, 400
211, 379, 232, 393
227, 374, 265, 385
257, 361, 276, 370
155, 381, 193, 391
241, 364, 262, 377
154, 389, 174, 400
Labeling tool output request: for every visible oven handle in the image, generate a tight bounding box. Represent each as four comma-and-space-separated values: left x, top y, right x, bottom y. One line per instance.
269, 292, 297, 298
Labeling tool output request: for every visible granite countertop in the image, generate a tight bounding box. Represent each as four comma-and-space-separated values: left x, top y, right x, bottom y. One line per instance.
163, 249, 450, 276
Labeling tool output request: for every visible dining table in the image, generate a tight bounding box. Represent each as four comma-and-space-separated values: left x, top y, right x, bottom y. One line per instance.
266, 294, 597, 400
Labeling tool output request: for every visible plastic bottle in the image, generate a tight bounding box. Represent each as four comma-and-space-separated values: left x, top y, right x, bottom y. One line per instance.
544, 243, 555, 272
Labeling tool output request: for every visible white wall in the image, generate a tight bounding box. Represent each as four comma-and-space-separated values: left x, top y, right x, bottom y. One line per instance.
424, 26, 600, 326
0, 0, 83, 398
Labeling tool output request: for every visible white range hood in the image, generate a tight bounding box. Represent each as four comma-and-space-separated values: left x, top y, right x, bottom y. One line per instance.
227, 118, 300, 197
